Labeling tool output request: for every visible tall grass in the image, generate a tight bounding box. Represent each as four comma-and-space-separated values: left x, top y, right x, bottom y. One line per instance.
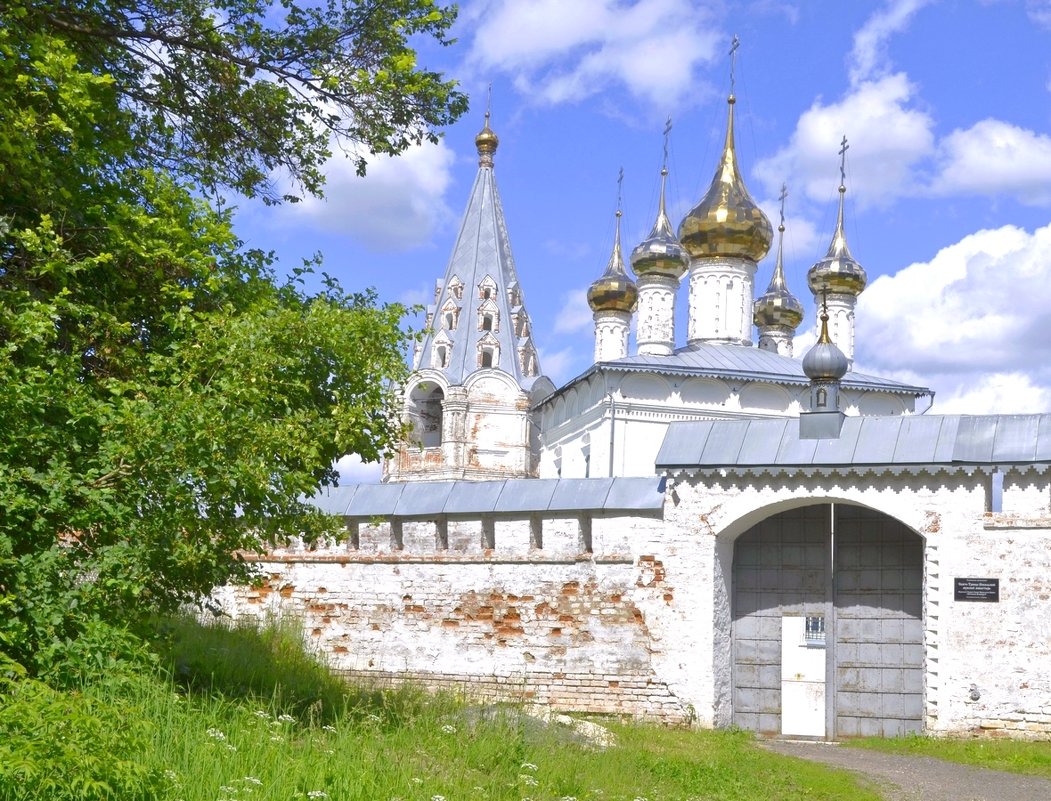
2, 616, 884, 801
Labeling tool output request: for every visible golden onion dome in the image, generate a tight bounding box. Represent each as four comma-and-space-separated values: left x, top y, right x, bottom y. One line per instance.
475, 110, 499, 167
678, 95, 773, 262
754, 217, 804, 330
589, 210, 638, 313
808, 179, 867, 297
803, 308, 849, 381
631, 166, 689, 280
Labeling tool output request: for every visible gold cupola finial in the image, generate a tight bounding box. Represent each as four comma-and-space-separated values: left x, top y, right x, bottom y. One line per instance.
589, 169, 638, 313
475, 83, 499, 168
631, 117, 689, 279
808, 135, 867, 296
677, 36, 773, 262
754, 182, 804, 330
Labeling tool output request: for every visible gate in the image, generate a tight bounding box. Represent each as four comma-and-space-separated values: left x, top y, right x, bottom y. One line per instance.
731, 504, 923, 737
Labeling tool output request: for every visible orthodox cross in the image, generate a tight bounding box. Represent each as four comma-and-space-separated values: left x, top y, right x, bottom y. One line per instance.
778, 182, 788, 229
838, 135, 849, 186
662, 116, 672, 171
729, 35, 741, 94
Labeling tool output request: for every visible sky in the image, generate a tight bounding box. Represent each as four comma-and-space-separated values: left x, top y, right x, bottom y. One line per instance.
231, 0, 1051, 478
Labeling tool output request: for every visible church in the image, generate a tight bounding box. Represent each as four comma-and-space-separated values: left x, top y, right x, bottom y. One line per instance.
218, 86, 1051, 740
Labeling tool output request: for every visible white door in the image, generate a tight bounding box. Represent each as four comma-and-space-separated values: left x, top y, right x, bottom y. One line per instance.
780, 615, 826, 737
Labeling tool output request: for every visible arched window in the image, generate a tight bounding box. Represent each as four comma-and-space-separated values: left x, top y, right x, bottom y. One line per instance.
481, 313, 493, 332
434, 344, 449, 369
480, 349, 494, 368
409, 384, 444, 448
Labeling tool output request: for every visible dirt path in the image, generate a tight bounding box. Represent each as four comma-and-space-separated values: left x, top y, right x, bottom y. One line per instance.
761, 740, 1051, 801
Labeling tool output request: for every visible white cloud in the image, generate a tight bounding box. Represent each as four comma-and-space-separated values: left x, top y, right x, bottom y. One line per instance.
463, 0, 721, 108
334, 453, 383, 484
848, 0, 933, 85
292, 141, 456, 251
1028, 0, 1051, 29
929, 119, 1051, 205
537, 344, 586, 386
930, 372, 1051, 415
754, 73, 935, 207
552, 287, 594, 334
855, 222, 1051, 413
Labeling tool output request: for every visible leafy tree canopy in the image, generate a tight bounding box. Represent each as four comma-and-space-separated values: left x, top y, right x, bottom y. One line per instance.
0, 1, 464, 680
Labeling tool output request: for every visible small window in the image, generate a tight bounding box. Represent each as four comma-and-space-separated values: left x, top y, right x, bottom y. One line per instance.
435, 344, 448, 368
444, 312, 454, 329
481, 314, 493, 331
816, 387, 827, 408
480, 348, 495, 369
804, 615, 825, 646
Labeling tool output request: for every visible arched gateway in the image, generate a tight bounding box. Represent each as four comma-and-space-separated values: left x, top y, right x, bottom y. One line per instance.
732, 503, 923, 738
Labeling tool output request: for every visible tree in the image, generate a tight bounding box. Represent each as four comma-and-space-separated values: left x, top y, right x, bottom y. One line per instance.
13, 0, 468, 202
0, 2, 462, 679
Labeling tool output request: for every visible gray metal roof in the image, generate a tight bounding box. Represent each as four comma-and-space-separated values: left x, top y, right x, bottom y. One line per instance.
414, 152, 540, 390
655, 414, 1051, 472
305, 477, 665, 519
536, 342, 929, 408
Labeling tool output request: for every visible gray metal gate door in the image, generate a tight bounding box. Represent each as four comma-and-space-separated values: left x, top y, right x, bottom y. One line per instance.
732, 506, 829, 734
833, 506, 924, 736
731, 504, 923, 737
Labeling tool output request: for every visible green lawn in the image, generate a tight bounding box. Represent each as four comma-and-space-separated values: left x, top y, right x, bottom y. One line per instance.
1, 617, 886, 801
847, 735, 1051, 780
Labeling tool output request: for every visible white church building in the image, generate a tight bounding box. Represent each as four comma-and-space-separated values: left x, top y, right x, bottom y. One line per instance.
219, 93, 1051, 740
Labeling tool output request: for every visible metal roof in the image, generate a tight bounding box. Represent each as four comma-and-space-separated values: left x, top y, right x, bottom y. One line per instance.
414, 150, 540, 390
536, 342, 930, 408
305, 477, 665, 519
655, 414, 1051, 472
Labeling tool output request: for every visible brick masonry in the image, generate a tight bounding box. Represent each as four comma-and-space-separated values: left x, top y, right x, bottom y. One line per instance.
214, 467, 1051, 738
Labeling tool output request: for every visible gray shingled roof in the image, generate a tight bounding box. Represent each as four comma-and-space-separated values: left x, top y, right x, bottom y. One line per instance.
306, 477, 665, 519
655, 414, 1051, 473
416, 157, 539, 390
536, 342, 929, 408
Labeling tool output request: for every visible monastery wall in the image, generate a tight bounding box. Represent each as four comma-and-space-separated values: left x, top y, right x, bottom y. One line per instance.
214, 513, 699, 723
214, 468, 1051, 737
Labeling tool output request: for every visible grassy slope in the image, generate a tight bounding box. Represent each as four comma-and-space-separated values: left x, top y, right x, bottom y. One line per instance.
4, 618, 885, 801
847, 736, 1051, 781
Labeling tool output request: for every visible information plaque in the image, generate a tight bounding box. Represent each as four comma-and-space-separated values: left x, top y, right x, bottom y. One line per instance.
954, 577, 1000, 602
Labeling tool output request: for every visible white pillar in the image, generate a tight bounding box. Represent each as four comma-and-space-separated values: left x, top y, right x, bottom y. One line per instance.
757, 327, 795, 357
636, 275, 679, 356
687, 257, 756, 346
593, 310, 631, 362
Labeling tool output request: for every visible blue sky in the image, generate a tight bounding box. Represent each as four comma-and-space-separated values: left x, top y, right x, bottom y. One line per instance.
235, 0, 1051, 447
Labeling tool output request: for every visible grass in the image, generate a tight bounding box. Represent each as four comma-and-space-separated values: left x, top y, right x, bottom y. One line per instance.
846, 734, 1051, 781
3, 616, 887, 801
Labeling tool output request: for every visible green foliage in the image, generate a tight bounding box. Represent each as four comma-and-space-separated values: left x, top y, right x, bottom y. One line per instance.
1, 618, 889, 801
7, 0, 467, 202
0, 670, 163, 800
0, 4, 421, 677
848, 734, 1051, 780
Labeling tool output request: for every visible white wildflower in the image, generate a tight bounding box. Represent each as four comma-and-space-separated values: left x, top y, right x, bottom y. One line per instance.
322, 724, 336, 732
278, 714, 296, 722
520, 762, 538, 772
431, 796, 447, 801
206, 728, 227, 741
307, 792, 328, 799
519, 775, 538, 787
164, 770, 179, 782
411, 778, 423, 786
440, 724, 456, 734
254, 710, 270, 719
243, 777, 263, 786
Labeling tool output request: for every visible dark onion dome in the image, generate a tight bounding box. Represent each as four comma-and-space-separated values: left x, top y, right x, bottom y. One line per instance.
475, 110, 499, 167
588, 210, 638, 313
630, 166, 689, 280
754, 219, 804, 329
807, 181, 867, 296
678, 95, 773, 262
803, 310, 849, 381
